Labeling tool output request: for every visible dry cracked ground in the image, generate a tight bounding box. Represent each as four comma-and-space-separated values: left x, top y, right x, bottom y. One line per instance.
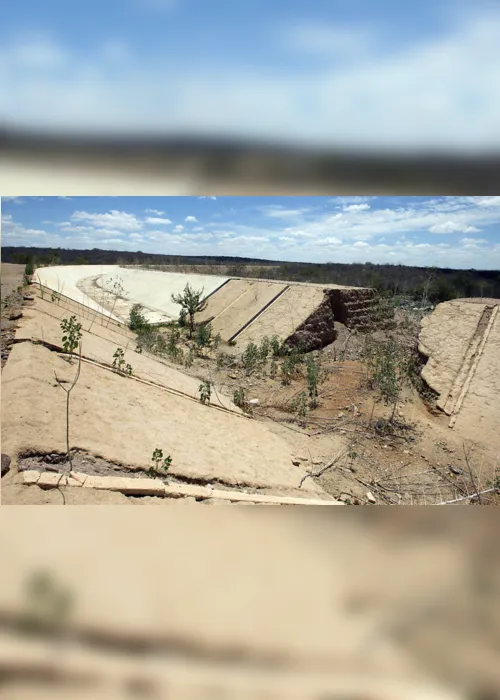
1, 265, 499, 505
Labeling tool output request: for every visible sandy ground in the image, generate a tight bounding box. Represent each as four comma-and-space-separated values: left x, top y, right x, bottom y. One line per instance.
1, 263, 24, 300
0, 508, 499, 698
1, 287, 336, 504
419, 299, 500, 457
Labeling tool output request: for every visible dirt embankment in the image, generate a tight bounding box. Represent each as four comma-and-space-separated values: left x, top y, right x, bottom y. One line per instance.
285, 288, 394, 352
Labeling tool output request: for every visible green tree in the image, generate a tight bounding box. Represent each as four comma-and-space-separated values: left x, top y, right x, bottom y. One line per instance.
171, 284, 208, 338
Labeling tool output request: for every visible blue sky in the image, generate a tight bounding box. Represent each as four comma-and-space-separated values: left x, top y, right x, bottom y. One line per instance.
2, 196, 500, 269
1, 0, 499, 150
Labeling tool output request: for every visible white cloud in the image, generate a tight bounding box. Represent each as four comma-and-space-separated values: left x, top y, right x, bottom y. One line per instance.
145, 208, 165, 215
353, 241, 369, 247
174, 224, 184, 232
428, 221, 480, 234
71, 210, 142, 231
185, 215, 198, 222
343, 203, 370, 212
197, 196, 217, 200
145, 216, 172, 225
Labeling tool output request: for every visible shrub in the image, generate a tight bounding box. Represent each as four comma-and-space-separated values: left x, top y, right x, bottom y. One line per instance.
291, 391, 309, 425
60, 316, 82, 361
199, 380, 211, 405
129, 303, 148, 332
306, 355, 319, 408
195, 322, 212, 348
184, 348, 195, 368
270, 335, 281, 357
24, 259, 34, 277
213, 332, 222, 349
233, 387, 247, 409
362, 336, 412, 422
259, 336, 270, 362
242, 342, 260, 374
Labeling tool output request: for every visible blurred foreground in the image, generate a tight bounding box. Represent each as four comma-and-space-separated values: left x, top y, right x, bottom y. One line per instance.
0, 508, 498, 699
1, 130, 500, 195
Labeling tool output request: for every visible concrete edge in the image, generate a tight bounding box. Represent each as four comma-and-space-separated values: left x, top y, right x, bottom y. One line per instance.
20, 470, 342, 505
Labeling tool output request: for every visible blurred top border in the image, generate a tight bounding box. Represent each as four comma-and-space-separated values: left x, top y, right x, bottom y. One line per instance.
1, 127, 500, 195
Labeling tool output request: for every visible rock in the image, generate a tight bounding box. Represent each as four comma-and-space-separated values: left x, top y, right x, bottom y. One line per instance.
23, 294, 35, 301
8, 310, 22, 321
312, 459, 323, 466
248, 398, 260, 406
449, 465, 464, 475
1, 454, 11, 477
366, 491, 376, 504
291, 459, 301, 466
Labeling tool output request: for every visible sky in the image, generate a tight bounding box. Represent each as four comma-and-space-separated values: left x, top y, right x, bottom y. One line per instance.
0, 0, 499, 151
2, 196, 500, 269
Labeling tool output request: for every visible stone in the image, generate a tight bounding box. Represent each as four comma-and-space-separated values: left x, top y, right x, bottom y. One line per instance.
248, 398, 260, 406
8, 310, 22, 321
366, 491, 376, 504
1, 454, 11, 477
291, 459, 301, 466
38, 472, 63, 488
313, 459, 323, 466
84, 475, 165, 496
22, 470, 41, 485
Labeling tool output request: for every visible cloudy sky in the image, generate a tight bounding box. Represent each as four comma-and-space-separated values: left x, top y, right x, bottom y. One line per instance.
2, 196, 500, 269
0, 0, 499, 151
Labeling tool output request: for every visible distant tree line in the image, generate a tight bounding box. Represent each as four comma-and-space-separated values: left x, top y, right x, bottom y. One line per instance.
2, 246, 499, 303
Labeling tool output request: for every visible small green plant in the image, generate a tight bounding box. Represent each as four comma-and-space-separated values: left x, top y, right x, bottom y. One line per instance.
112, 347, 132, 375
129, 303, 148, 332
233, 386, 247, 409
270, 335, 281, 357
291, 391, 309, 426
51, 290, 59, 303
242, 342, 260, 374
227, 338, 237, 347
259, 336, 270, 362
184, 347, 195, 368
167, 326, 182, 360
178, 307, 188, 328
306, 354, 319, 408
195, 322, 212, 348
60, 316, 82, 361
281, 352, 302, 385
199, 380, 212, 405
213, 332, 222, 349
24, 259, 34, 278
148, 447, 172, 478
269, 358, 278, 378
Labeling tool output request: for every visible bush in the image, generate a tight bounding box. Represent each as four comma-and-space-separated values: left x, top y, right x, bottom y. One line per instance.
241, 342, 260, 374
259, 336, 270, 362
306, 355, 319, 408
24, 259, 34, 277
270, 335, 281, 357
195, 322, 212, 348
129, 304, 148, 332
233, 387, 247, 409
199, 380, 211, 404
362, 336, 412, 422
